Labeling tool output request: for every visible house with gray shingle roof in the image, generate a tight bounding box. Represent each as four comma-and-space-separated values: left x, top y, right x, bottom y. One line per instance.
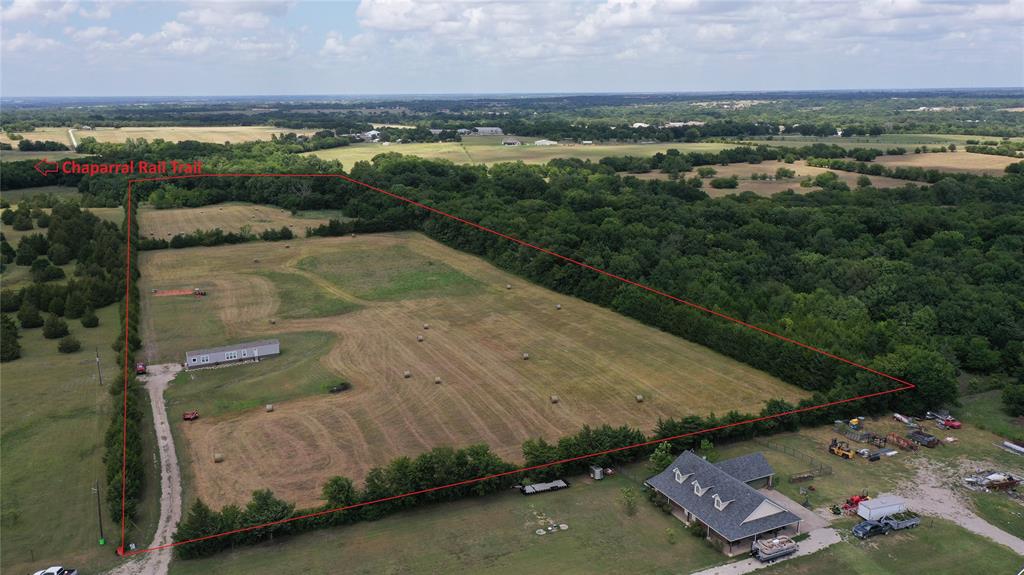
646, 451, 800, 556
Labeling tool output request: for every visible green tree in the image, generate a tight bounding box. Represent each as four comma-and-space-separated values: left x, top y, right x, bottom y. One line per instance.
696, 166, 717, 178
65, 290, 87, 319
856, 175, 873, 188
17, 300, 43, 328
1, 314, 21, 362
172, 499, 224, 559
80, 306, 99, 328
1003, 384, 1024, 417
42, 313, 69, 339
620, 486, 638, 516
649, 442, 675, 473
697, 438, 718, 462
58, 334, 81, 353
322, 476, 357, 525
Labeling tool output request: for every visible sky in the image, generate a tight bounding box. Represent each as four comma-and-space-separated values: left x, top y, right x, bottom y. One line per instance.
1, 0, 1022, 97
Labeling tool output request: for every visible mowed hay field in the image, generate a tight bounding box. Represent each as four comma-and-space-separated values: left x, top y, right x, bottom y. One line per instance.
139, 231, 807, 508
870, 150, 1021, 175
306, 136, 734, 167
0, 126, 316, 146
628, 160, 911, 196
137, 202, 344, 239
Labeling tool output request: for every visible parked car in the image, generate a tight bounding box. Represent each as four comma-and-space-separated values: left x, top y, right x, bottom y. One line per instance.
33, 567, 78, 575
135, 362, 147, 375
853, 520, 891, 539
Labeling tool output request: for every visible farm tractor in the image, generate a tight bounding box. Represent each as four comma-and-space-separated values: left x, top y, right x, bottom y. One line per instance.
828, 438, 855, 459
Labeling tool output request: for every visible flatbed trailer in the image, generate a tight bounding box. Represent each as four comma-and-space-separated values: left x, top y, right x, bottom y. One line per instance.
519, 479, 569, 495
880, 511, 921, 530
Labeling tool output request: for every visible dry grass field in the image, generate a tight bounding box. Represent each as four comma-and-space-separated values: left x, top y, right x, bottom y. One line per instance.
0, 126, 315, 146
137, 202, 344, 239
870, 150, 1021, 175
628, 160, 911, 196
306, 136, 734, 167
139, 231, 807, 508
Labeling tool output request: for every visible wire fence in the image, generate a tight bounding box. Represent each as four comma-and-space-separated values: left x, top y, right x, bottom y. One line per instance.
752, 437, 833, 481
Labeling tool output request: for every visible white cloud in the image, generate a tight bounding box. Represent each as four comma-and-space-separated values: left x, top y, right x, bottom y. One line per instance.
2, 30, 62, 52
66, 25, 111, 41
1, 0, 76, 22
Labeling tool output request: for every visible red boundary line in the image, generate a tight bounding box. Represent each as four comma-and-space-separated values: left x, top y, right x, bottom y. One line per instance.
119, 172, 915, 557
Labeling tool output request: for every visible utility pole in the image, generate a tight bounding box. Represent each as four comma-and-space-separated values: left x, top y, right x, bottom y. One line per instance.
95, 347, 103, 387
93, 480, 106, 545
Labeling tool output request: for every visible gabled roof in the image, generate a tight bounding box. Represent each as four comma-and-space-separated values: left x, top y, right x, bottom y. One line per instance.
714, 452, 775, 484
646, 451, 800, 542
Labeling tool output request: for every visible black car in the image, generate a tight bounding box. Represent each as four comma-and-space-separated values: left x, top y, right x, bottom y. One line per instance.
852, 520, 890, 539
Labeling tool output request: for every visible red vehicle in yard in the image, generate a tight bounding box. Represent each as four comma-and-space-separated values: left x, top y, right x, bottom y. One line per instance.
135, 362, 147, 375
926, 411, 961, 429
183, 410, 199, 421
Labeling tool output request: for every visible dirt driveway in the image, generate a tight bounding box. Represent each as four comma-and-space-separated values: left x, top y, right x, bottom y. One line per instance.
893, 459, 1024, 555
107, 363, 183, 575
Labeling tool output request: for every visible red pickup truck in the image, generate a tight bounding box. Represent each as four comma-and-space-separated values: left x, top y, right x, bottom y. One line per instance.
135, 363, 147, 375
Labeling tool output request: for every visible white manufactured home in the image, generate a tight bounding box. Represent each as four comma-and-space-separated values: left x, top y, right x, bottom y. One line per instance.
184, 339, 280, 369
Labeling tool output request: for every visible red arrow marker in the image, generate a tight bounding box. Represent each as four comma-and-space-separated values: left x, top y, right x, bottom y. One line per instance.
34, 158, 59, 176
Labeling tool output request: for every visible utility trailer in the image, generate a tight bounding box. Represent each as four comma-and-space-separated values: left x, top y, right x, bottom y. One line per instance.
907, 430, 940, 448
880, 511, 921, 531
751, 536, 798, 563
519, 479, 569, 496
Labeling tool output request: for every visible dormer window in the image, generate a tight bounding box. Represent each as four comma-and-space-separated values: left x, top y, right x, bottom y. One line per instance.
692, 480, 712, 496
673, 468, 693, 484
713, 494, 734, 511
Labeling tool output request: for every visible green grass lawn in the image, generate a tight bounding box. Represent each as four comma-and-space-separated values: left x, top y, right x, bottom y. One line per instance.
297, 244, 483, 301
0, 150, 91, 163
250, 271, 361, 319
757, 517, 1023, 575
1, 305, 158, 575
966, 490, 1024, 540
960, 390, 1024, 443
0, 185, 82, 203
164, 331, 339, 419
169, 471, 725, 575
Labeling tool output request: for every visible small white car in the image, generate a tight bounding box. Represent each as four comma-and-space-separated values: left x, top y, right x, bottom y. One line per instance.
33, 566, 78, 575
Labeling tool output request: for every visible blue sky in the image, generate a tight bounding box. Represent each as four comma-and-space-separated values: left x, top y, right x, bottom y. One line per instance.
1, 0, 1022, 97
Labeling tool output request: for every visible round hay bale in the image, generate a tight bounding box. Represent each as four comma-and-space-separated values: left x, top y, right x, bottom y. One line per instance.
434, 376, 442, 384
635, 394, 644, 403
253, 258, 260, 263
213, 453, 225, 463
555, 304, 562, 310
403, 370, 411, 378
285, 245, 291, 249
550, 395, 560, 404
266, 404, 274, 412
351, 233, 357, 238
417, 335, 424, 342
559, 524, 569, 530
506, 284, 512, 290
522, 352, 530, 360
423, 323, 430, 330
536, 529, 546, 536
270, 319, 277, 325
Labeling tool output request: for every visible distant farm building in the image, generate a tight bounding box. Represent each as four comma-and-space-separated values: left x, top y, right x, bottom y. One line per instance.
475, 126, 504, 136
502, 138, 522, 146
646, 451, 800, 556
533, 139, 558, 146
362, 130, 381, 141
631, 122, 650, 128
428, 128, 444, 135
662, 121, 706, 128
185, 339, 280, 369
456, 128, 472, 135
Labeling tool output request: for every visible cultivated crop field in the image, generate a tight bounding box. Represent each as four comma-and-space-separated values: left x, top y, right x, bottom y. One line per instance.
137, 202, 344, 239
0, 126, 316, 146
139, 230, 807, 507
306, 136, 734, 167
870, 150, 1020, 175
